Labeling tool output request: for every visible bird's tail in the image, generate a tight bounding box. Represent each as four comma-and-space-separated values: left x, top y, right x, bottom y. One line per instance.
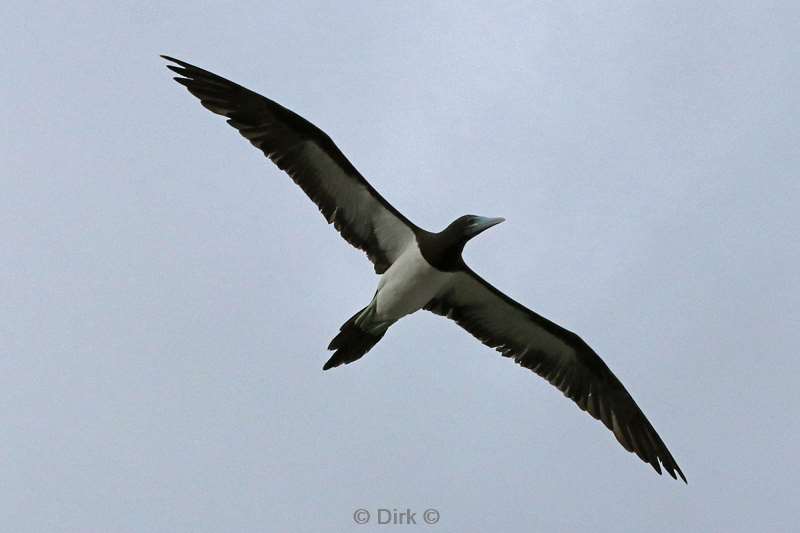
323, 305, 390, 370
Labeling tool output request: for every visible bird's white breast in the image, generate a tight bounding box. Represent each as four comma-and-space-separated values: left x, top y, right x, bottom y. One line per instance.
373, 241, 452, 320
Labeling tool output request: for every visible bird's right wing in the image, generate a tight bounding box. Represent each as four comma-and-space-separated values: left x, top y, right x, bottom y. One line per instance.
426, 267, 686, 481
162, 56, 417, 273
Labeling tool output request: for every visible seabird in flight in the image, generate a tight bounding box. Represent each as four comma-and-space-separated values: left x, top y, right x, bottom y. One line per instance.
161, 56, 686, 482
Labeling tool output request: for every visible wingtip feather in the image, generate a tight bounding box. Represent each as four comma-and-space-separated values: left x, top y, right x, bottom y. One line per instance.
161, 54, 189, 67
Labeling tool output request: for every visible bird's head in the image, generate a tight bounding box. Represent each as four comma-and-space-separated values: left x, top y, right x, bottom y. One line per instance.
420, 215, 506, 271
441, 214, 505, 249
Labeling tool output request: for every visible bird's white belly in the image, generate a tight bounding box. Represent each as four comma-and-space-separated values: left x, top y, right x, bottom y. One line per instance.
373, 242, 451, 320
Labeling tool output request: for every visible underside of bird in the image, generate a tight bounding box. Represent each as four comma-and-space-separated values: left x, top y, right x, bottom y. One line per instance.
162, 54, 687, 483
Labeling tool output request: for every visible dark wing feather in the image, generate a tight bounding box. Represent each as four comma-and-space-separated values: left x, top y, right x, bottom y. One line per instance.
426, 268, 686, 482
162, 56, 417, 273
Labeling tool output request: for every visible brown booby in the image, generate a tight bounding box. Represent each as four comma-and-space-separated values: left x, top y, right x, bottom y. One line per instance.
161, 56, 686, 482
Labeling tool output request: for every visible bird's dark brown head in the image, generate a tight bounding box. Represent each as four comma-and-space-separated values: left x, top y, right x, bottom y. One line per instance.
444, 215, 505, 244
419, 215, 505, 271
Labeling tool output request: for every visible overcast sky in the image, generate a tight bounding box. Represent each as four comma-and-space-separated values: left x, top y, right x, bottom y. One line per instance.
2, 1, 799, 531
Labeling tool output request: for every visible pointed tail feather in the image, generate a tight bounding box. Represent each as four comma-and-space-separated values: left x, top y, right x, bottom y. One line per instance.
323, 308, 386, 370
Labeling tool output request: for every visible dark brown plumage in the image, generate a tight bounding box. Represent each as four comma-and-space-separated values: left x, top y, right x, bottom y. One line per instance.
426, 267, 686, 482
162, 55, 417, 274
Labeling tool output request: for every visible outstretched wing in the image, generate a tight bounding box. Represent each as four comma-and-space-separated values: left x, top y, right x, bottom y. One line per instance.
426, 268, 686, 482
162, 56, 417, 273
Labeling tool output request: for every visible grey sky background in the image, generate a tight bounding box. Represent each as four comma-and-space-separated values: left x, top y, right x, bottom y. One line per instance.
2, 1, 799, 531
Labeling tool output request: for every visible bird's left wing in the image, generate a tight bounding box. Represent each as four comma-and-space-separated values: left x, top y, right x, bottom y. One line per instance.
425, 267, 686, 481
162, 56, 417, 274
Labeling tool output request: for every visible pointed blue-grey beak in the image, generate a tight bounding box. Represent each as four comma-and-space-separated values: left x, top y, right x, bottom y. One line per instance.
468, 216, 505, 237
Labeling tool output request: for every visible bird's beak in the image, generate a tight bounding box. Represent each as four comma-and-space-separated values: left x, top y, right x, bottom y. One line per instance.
468, 216, 505, 237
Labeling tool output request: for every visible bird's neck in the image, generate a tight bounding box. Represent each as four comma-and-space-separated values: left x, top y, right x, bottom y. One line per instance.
415, 228, 467, 272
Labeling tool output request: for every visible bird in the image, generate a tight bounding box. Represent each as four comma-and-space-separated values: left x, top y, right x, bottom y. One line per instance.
161, 55, 686, 482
